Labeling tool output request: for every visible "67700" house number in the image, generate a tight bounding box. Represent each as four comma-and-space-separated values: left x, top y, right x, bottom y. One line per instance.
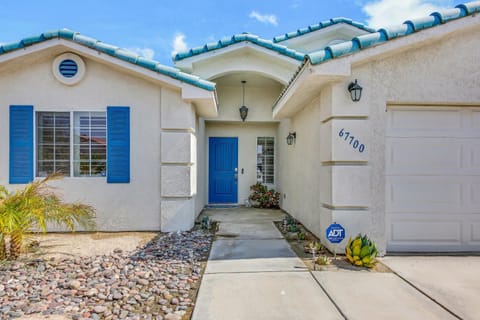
338, 128, 365, 153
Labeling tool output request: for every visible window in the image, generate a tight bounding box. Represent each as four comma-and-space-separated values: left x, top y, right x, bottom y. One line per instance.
74, 112, 107, 177
36, 111, 107, 177
257, 137, 274, 184
36, 112, 71, 176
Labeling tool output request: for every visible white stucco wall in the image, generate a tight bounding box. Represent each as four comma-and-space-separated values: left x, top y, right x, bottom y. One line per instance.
213, 84, 283, 122
0, 47, 207, 232
0, 49, 164, 231
277, 20, 480, 254
277, 99, 323, 237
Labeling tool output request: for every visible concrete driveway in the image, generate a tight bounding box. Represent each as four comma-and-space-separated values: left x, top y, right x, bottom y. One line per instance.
193, 208, 480, 320
382, 256, 480, 320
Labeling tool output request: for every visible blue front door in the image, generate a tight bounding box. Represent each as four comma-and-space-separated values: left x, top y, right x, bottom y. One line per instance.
209, 137, 238, 203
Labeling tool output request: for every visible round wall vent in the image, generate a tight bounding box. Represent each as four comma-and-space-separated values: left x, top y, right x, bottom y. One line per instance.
52, 53, 85, 85
58, 59, 78, 78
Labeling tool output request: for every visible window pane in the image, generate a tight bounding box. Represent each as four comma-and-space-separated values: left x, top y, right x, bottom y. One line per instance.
256, 137, 274, 184
73, 112, 107, 177
36, 112, 70, 177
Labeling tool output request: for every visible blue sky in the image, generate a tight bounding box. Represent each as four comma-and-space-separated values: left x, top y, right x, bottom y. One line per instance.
0, 0, 457, 65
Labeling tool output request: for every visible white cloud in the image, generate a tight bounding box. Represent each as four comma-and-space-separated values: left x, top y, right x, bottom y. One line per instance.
127, 47, 155, 59
171, 33, 188, 57
249, 11, 278, 26
363, 0, 451, 28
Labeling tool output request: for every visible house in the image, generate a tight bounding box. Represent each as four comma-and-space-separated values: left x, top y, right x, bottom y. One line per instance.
1, 1, 479, 254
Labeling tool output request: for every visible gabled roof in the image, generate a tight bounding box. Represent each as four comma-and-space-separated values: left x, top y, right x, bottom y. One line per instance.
173, 33, 305, 62
273, 1, 480, 117
306, 2, 480, 65
273, 17, 376, 43
0, 29, 215, 91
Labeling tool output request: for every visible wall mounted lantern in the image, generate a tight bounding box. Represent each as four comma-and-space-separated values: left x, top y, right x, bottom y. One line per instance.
286, 132, 296, 145
239, 80, 249, 121
348, 79, 363, 102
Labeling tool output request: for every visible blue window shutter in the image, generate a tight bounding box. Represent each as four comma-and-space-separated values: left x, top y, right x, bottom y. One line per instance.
9, 105, 34, 184
107, 106, 130, 183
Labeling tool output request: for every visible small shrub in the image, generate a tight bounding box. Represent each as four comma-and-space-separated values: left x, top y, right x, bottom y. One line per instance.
0, 173, 96, 260
249, 183, 280, 209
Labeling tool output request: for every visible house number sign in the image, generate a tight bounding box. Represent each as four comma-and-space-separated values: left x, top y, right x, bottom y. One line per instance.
338, 128, 365, 153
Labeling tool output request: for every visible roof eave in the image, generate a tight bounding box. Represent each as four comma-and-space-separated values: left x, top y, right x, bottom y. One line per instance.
273, 11, 480, 119
0, 38, 217, 102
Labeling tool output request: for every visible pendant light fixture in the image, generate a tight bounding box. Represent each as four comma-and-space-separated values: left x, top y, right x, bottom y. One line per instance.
239, 80, 249, 122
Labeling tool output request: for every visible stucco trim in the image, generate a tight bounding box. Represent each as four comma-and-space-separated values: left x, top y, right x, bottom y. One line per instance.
321, 161, 369, 166
321, 204, 369, 211
321, 115, 369, 123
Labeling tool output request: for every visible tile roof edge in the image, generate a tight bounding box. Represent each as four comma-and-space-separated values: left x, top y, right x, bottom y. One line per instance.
272, 17, 376, 43
173, 33, 305, 62
305, 1, 480, 66
0, 28, 216, 92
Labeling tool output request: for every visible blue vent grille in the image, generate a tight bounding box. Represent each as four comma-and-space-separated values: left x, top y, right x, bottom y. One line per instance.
58, 59, 78, 78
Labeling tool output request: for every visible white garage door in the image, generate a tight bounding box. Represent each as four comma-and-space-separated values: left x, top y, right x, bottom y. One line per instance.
386, 106, 480, 252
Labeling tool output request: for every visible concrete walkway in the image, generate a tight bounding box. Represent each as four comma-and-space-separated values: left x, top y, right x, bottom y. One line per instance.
192, 208, 476, 320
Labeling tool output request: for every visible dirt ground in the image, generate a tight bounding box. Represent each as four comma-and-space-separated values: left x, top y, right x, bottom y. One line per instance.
24, 232, 157, 260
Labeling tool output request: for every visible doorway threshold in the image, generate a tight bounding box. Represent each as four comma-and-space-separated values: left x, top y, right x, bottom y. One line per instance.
205, 204, 240, 209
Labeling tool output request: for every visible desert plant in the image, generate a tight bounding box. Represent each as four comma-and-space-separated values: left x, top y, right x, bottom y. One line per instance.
345, 234, 378, 268
0, 173, 96, 260
249, 183, 280, 209
316, 255, 332, 265
305, 241, 324, 254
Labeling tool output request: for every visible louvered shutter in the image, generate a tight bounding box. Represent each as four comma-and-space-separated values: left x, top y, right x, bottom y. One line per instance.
9, 105, 34, 184
107, 106, 130, 183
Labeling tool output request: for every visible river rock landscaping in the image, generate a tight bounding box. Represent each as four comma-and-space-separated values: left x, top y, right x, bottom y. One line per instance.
0, 230, 213, 320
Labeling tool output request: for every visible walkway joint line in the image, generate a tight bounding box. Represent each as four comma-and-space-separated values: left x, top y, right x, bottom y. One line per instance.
391, 270, 463, 320
308, 270, 348, 320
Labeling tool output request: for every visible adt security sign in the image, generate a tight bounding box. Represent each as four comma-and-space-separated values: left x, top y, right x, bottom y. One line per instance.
326, 223, 345, 244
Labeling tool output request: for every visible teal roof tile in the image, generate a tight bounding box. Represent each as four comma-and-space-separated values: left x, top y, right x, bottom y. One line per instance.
378, 24, 412, 40
21, 35, 45, 46
173, 33, 305, 62
328, 41, 360, 57
354, 32, 387, 49
74, 34, 99, 48
94, 42, 118, 55
456, 1, 480, 14
2, 41, 24, 52
0, 28, 215, 91
273, 17, 376, 43
430, 8, 464, 23
405, 15, 439, 32
305, 1, 480, 66
42, 30, 60, 38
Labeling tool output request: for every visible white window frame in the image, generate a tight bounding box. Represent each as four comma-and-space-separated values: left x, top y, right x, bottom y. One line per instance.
34, 108, 107, 179
256, 136, 275, 185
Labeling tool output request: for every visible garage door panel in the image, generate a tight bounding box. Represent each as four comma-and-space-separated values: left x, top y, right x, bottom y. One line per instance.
472, 110, 480, 129
388, 218, 462, 243
387, 176, 465, 212
387, 108, 463, 134
387, 215, 480, 251
470, 222, 480, 242
386, 106, 480, 252
387, 139, 462, 174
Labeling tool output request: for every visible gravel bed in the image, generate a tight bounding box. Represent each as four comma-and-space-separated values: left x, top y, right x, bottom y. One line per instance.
0, 230, 213, 320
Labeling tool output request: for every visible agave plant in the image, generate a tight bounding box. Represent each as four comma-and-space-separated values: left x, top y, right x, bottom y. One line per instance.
345, 234, 378, 268
0, 173, 96, 260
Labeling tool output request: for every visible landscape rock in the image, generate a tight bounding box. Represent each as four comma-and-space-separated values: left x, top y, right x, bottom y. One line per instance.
0, 230, 213, 319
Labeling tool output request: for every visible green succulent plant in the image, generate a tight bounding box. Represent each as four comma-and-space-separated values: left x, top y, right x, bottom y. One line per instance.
345, 234, 378, 268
